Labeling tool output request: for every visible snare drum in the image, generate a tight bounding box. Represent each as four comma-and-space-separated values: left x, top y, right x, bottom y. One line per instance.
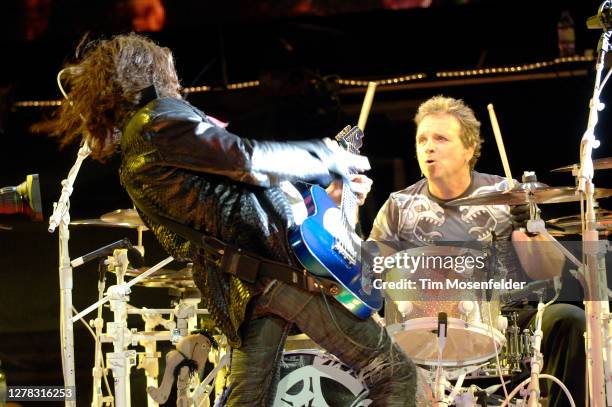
383, 246, 506, 367
273, 350, 371, 407
386, 303, 505, 367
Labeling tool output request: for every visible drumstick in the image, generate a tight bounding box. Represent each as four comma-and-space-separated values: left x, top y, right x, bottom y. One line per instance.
487, 104, 515, 190
357, 82, 377, 131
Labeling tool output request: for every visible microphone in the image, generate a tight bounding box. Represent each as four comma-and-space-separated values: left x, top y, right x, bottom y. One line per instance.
501, 278, 558, 303
437, 312, 448, 339
71, 238, 144, 268
437, 312, 448, 357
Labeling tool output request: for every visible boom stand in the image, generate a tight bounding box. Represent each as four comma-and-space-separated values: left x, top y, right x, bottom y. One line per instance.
48, 142, 91, 407
577, 14, 612, 406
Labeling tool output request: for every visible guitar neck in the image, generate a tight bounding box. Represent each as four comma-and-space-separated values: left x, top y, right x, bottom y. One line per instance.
340, 177, 359, 231
336, 125, 364, 233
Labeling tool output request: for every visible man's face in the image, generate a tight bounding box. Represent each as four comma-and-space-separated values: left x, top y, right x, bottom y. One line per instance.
416, 113, 474, 183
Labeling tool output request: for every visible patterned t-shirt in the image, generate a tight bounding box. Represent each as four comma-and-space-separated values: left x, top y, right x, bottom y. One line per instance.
370, 171, 513, 245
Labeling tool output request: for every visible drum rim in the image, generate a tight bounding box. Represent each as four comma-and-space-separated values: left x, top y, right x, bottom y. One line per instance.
387, 316, 506, 367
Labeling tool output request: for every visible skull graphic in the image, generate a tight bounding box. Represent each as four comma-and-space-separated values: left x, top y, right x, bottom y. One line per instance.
404, 194, 445, 244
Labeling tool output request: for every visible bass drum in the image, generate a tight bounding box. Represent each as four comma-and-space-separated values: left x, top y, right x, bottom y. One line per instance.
273, 350, 371, 407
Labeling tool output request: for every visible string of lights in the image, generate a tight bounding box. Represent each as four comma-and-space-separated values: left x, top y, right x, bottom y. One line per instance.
436, 55, 593, 78
12, 54, 594, 109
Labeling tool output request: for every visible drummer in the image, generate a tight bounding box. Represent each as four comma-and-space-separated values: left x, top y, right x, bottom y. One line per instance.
369, 95, 585, 407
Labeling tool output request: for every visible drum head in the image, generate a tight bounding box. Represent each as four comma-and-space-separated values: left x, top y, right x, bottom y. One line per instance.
274, 351, 370, 406
388, 317, 505, 367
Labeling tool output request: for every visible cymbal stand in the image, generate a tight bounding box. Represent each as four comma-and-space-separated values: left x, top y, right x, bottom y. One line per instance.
106, 249, 137, 407
72, 255, 173, 407
577, 5, 612, 404
126, 304, 208, 406
138, 312, 167, 407
91, 260, 111, 407
48, 142, 91, 407
192, 353, 230, 406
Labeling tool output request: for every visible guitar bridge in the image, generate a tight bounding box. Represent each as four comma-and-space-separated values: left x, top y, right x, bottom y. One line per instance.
333, 241, 357, 266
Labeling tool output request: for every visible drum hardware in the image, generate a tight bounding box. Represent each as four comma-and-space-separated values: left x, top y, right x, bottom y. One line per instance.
521, 329, 532, 360
544, 12, 611, 401
71, 208, 148, 229
89, 275, 208, 406
547, 209, 612, 236
72, 255, 174, 407
71, 208, 149, 264
420, 364, 529, 406
146, 333, 212, 406
138, 312, 171, 407
503, 292, 560, 406
191, 353, 230, 406
551, 157, 612, 173
385, 246, 506, 368
100, 209, 147, 226
91, 260, 110, 407
447, 184, 612, 207
504, 313, 523, 374
211, 334, 231, 405
125, 265, 197, 290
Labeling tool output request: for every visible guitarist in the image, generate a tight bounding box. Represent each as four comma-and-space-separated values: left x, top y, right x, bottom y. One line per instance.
50, 33, 416, 406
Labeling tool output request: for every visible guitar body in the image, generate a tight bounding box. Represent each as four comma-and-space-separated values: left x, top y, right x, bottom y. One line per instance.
289, 183, 382, 319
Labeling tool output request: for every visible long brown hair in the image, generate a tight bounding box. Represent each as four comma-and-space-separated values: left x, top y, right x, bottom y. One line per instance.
52, 33, 182, 161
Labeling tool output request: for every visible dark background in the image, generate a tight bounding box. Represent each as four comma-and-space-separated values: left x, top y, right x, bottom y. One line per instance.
0, 0, 610, 405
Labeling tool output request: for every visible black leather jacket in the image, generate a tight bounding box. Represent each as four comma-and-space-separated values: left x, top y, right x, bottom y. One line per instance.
119, 97, 335, 347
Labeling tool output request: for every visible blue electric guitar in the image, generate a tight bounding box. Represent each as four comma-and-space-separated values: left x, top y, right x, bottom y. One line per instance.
288, 126, 382, 319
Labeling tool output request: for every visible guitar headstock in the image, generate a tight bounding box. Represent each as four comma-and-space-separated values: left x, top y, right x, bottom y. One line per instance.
335, 125, 364, 154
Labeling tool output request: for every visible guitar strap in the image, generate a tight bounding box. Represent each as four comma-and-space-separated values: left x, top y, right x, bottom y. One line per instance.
128, 190, 339, 296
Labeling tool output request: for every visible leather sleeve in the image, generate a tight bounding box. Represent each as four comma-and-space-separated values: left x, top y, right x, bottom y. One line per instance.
147, 109, 334, 187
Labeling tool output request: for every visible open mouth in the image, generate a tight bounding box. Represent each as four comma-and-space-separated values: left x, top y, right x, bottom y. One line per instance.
425, 159, 436, 164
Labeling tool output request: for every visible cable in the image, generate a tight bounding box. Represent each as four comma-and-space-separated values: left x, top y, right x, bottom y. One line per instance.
499, 295, 563, 407
57, 69, 70, 99
500, 374, 576, 407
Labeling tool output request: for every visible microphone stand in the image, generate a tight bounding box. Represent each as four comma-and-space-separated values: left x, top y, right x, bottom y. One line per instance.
48, 142, 91, 407
577, 10, 612, 405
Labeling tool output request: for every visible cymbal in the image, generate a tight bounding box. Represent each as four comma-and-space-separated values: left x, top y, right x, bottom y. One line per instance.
71, 209, 148, 229
126, 265, 196, 289
552, 157, 612, 173
100, 209, 146, 226
448, 186, 612, 206
547, 209, 612, 236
